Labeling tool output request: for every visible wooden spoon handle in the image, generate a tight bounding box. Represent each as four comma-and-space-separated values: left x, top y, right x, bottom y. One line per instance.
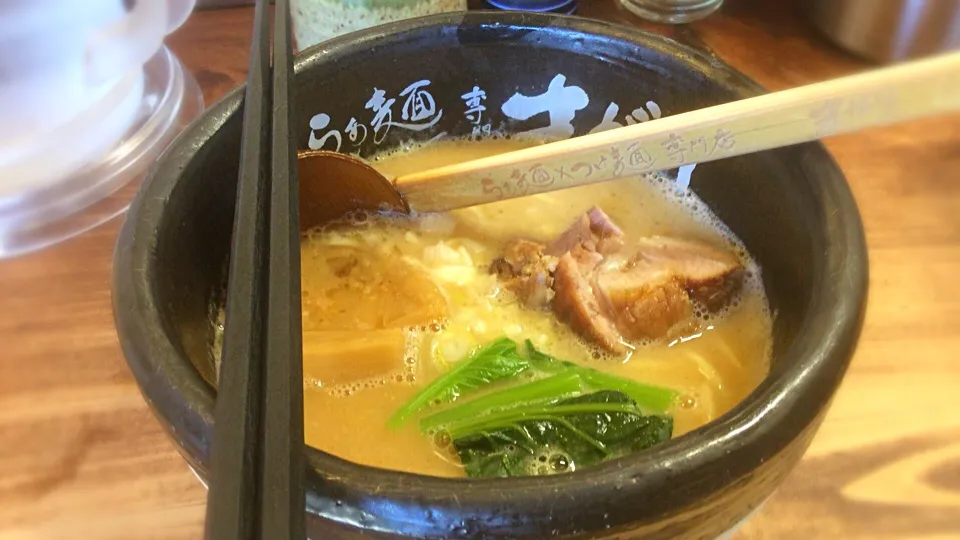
395, 51, 960, 213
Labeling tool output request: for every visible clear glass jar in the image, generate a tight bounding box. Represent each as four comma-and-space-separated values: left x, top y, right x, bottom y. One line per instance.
618, 0, 723, 24
292, 0, 467, 51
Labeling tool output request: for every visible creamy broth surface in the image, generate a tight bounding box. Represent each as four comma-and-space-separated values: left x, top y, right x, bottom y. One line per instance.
298, 138, 772, 478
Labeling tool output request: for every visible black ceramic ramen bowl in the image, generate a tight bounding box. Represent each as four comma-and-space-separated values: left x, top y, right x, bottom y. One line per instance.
112, 11, 868, 540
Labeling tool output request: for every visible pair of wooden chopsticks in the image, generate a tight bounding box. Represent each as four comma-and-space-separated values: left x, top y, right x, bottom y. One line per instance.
204, 0, 305, 539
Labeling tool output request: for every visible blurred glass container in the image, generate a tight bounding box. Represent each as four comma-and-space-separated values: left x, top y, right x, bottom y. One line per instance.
618, 0, 722, 24
291, 0, 467, 50
0, 0, 202, 257
806, 0, 960, 63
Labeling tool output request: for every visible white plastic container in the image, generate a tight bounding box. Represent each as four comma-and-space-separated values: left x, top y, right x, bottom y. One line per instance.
0, 0, 203, 256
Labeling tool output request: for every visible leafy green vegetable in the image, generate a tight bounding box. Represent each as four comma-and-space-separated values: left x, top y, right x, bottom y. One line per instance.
524, 340, 678, 413
576, 370, 677, 413
387, 338, 531, 428
448, 391, 673, 478
389, 336, 679, 431
419, 371, 584, 433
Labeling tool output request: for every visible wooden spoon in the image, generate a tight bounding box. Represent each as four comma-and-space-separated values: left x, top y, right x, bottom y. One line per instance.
298, 51, 960, 231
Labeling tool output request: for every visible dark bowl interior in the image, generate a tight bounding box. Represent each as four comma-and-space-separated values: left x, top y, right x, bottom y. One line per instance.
113, 12, 868, 539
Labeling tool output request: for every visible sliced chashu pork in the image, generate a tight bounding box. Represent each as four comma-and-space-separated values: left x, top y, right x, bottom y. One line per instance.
490, 207, 624, 311
632, 236, 744, 311
553, 242, 693, 349
489, 239, 557, 310
490, 206, 745, 353
593, 263, 694, 342
552, 252, 627, 354
546, 206, 624, 257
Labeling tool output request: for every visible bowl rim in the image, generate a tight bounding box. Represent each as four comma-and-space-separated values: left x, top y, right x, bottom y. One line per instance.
113, 10, 869, 535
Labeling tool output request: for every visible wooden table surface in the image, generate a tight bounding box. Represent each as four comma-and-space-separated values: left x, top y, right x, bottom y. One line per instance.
1, 1, 958, 538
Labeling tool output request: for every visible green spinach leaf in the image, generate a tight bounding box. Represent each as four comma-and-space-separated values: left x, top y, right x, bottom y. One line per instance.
449, 391, 673, 478
524, 340, 678, 413
419, 371, 584, 433
388, 337, 531, 428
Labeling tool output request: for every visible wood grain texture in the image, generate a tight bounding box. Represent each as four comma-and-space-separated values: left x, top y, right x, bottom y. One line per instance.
0, 0, 957, 538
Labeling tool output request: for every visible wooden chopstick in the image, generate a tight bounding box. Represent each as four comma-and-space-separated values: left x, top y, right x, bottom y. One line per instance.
394, 51, 960, 213
258, 0, 306, 538
205, 0, 305, 538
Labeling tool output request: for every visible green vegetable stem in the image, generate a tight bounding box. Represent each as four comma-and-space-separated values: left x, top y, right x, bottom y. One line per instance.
387, 337, 531, 428
524, 340, 678, 413
419, 371, 584, 432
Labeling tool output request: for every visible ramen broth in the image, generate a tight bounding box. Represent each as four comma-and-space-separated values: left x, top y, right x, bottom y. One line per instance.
293, 138, 771, 478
